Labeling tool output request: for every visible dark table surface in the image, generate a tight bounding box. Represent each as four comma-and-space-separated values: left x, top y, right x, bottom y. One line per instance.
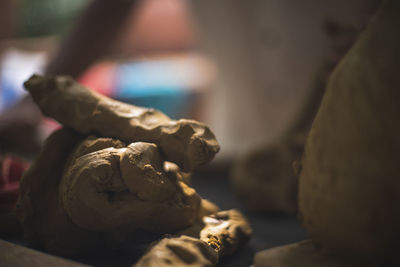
3, 172, 307, 267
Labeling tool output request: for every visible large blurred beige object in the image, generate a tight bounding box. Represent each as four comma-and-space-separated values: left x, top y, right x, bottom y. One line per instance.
299, 0, 400, 261
255, 1, 400, 266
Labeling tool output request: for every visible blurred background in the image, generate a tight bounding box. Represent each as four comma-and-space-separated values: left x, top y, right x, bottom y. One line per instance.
0, 0, 381, 265
0, 0, 379, 161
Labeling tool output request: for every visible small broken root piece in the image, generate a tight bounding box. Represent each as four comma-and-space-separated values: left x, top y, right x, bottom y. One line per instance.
138, 209, 252, 266
199, 209, 252, 257
24, 74, 220, 171
135, 235, 218, 267
60, 137, 201, 232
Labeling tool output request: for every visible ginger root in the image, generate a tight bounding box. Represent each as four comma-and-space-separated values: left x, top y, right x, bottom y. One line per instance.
136, 209, 252, 266
17, 74, 253, 263
24, 74, 219, 171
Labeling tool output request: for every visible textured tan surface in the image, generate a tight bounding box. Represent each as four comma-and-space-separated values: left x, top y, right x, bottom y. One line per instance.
299, 0, 400, 261
24, 74, 220, 172
198, 209, 252, 257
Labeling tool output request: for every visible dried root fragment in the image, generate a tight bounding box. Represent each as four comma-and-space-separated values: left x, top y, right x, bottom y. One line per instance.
60, 137, 201, 232
136, 209, 252, 266
135, 235, 218, 267
24, 74, 220, 171
197, 209, 252, 257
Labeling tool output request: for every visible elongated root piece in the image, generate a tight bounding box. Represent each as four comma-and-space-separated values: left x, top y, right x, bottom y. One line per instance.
136, 209, 252, 266
24, 74, 219, 171
61, 136, 201, 232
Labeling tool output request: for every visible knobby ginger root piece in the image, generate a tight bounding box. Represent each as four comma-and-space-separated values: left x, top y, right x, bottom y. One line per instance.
135, 235, 218, 267
180, 209, 252, 257
24, 74, 220, 171
60, 137, 201, 232
16, 128, 104, 255
197, 209, 252, 257
138, 208, 251, 266
299, 0, 400, 262
136, 209, 251, 266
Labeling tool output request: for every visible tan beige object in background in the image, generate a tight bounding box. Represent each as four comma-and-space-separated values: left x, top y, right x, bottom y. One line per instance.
254, 1, 400, 266
299, 0, 400, 262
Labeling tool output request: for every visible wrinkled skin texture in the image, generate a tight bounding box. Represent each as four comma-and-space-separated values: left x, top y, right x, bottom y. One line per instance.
24, 74, 220, 172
